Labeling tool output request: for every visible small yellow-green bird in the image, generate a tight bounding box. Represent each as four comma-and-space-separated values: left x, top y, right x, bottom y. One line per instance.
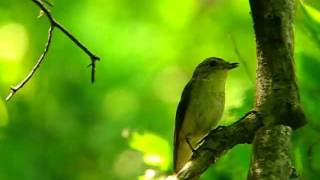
173, 57, 238, 172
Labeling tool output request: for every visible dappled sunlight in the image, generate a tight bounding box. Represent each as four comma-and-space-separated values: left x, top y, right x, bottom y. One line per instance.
0, 23, 29, 85
0, 22, 28, 62
301, 1, 320, 23
144, 154, 162, 166
138, 169, 157, 180
0, 62, 25, 85
102, 88, 140, 122
157, 0, 197, 29
1, 0, 319, 179
129, 131, 171, 171
113, 150, 144, 179
220, 69, 253, 125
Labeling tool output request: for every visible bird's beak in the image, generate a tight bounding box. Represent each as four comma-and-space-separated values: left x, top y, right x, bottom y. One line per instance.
227, 62, 239, 69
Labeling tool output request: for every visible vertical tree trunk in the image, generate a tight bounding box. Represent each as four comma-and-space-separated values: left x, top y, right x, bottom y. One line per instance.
248, 125, 293, 179
248, 0, 306, 178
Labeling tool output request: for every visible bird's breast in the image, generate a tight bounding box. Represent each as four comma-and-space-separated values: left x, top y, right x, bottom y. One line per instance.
179, 89, 225, 140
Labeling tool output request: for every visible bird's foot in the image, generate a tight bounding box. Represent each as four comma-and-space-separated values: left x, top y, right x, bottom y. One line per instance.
185, 137, 197, 155
214, 125, 227, 131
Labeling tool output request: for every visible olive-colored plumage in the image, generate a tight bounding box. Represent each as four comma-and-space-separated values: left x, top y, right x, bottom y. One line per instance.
173, 57, 238, 172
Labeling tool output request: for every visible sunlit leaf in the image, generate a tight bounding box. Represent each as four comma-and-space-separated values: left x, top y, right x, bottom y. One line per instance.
129, 132, 171, 170
0, 23, 28, 61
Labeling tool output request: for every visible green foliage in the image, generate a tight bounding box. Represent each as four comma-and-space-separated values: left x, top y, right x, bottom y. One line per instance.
0, 0, 319, 179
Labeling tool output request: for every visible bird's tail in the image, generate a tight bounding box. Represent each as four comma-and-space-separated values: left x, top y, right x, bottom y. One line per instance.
174, 141, 193, 173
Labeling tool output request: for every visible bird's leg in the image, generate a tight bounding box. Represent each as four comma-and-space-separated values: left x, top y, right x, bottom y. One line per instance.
197, 110, 259, 151
196, 126, 226, 146
215, 125, 227, 131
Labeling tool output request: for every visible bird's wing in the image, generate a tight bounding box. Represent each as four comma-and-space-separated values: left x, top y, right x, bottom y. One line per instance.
173, 79, 193, 172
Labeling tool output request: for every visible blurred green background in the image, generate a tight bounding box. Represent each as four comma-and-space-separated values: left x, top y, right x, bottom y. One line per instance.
0, 0, 320, 179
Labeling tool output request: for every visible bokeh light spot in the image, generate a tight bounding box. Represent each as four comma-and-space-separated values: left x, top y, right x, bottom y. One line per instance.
102, 88, 140, 122
158, 0, 197, 29
129, 131, 171, 170
113, 150, 144, 179
0, 23, 29, 61
144, 169, 156, 179
302, 1, 320, 23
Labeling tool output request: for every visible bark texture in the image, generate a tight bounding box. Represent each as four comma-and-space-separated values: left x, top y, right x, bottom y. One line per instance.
248, 125, 293, 180
249, 0, 305, 129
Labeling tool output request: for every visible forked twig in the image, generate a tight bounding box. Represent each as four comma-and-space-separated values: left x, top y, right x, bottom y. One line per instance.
5, 0, 100, 102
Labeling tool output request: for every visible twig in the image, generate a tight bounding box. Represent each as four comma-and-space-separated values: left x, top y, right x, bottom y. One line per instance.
53, 20, 100, 82
5, 0, 100, 101
42, 0, 54, 7
6, 25, 54, 101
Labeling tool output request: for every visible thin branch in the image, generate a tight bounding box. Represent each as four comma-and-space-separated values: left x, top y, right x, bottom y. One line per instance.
42, 0, 54, 7
32, 0, 100, 82
6, 0, 100, 101
53, 21, 100, 82
6, 25, 54, 101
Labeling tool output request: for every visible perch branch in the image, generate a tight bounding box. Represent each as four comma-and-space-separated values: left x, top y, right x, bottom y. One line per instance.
177, 111, 261, 179
5, 0, 100, 101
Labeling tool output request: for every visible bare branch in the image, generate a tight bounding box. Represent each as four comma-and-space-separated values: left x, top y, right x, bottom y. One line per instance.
5, 0, 100, 101
42, 0, 54, 7
53, 21, 100, 82
6, 25, 54, 101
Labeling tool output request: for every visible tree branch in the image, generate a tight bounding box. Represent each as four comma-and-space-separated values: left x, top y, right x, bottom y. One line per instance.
177, 111, 261, 179
5, 0, 100, 101
6, 25, 54, 101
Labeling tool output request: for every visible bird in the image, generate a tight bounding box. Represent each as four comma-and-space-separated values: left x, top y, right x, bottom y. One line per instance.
173, 57, 238, 172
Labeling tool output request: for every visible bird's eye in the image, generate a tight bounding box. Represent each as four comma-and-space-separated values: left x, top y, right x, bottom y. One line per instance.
209, 61, 217, 66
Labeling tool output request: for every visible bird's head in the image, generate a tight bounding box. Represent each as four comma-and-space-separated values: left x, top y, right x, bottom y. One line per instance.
193, 57, 238, 79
